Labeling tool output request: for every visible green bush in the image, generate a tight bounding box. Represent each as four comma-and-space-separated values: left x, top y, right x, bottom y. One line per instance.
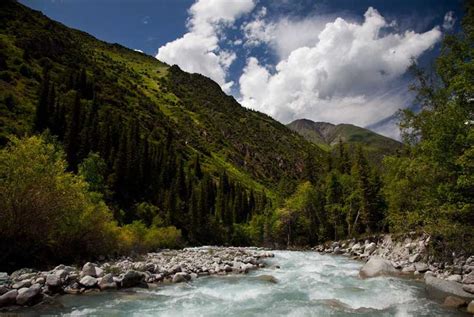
0, 135, 119, 269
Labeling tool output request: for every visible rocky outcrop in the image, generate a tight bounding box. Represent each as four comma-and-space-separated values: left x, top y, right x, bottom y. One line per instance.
359, 257, 398, 278
0, 247, 273, 310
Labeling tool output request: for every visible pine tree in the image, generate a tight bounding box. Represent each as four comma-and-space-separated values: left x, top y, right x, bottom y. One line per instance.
34, 68, 51, 132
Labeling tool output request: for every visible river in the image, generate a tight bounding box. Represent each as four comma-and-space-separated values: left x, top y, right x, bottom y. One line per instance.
18, 251, 465, 316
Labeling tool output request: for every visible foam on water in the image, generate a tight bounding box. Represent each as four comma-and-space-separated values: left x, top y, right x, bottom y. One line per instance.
20, 251, 467, 317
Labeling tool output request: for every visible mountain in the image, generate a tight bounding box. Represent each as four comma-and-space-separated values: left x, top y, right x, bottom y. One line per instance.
0, 1, 324, 199
287, 119, 403, 162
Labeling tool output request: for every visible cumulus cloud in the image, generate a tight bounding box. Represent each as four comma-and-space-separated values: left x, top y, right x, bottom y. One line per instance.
242, 10, 333, 59
156, 0, 255, 92
443, 11, 456, 30
239, 7, 441, 137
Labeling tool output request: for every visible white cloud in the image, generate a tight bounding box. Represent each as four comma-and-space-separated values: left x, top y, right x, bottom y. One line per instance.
242, 11, 334, 59
443, 11, 456, 30
156, 0, 255, 93
239, 7, 441, 137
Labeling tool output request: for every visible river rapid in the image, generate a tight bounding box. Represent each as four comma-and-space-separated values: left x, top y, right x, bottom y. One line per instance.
18, 251, 465, 316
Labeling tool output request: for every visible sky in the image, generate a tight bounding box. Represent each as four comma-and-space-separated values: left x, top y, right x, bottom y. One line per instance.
21, 0, 464, 139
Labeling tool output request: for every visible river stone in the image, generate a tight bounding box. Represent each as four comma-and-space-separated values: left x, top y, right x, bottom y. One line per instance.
365, 242, 377, 255
172, 272, 190, 283
446, 274, 462, 282
256, 275, 278, 283
98, 273, 117, 290
121, 271, 145, 288
12, 279, 31, 289
462, 272, 474, 284
409, 253, 421, 263
79, 275, 97, 288
425, 275, 474, 301
443, 296, 467, 308
415, 262, 429, 273
0, 290, 18, 307
463, 284, 474, 294
82, 262, 98, 277
359, 257, 398, 278
16, 284, 42, 306
46, 274, 62, 288
468, 300, 474, 314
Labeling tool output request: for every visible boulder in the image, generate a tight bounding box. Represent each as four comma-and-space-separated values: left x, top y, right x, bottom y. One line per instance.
462, 272, 474, 284
463, 284, 474, 294
12, 280, 31, 289
172, 272, 190, 283
79, 275, 97, 288
98, 273, 117, 291
446, 274, 462, 283
359, 257, 398, 278
409, 253, 421, 263
364, 242, 377, 255
442, 296, 467, 308
425, 275, 474, 301
81, 262, 98, 277
0, 290, 18, 307
468, 300, 474, 314
46, 274, 62, 288
256, 275, 278, 283
121, 271, 145, 288
415, 262, 429, 273
351, 243, 362, 253
16, 284, 42, 306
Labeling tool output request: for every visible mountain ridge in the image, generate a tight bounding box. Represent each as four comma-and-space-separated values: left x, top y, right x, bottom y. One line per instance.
287, 118, 403, 162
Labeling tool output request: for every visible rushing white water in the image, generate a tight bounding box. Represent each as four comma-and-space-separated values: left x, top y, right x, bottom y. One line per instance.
22, 251, 465, 316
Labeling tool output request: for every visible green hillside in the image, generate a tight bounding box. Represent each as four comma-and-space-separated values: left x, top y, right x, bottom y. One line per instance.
0, 1, 324, 190
287, 119, 403, 162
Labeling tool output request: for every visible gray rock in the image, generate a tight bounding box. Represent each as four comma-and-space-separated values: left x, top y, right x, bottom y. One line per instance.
12, 280, 31, 289
351, 243, 362, 252
121, 271, 145, 288
81, 262, 98, 277
463, 284, 474, 294
79, 275, 97, 288
172, 272, 190, 283
409, 253, 421, 263
442, 296, 467, 308
0, 290, 18, 307
54, 269, 68, 280
462, 272, 474, 284
360, 257, 398, 278
364, 242, 377, 255
415, 262, 429, 273
16, 284, 42, 306
256, 275, 278, 283
468, 300, 474, 314
98, 273, 117, 290
446, 274, 462, 283
425, 275, 474, 301
46, 274, 62, 288
95, 267, 104, 278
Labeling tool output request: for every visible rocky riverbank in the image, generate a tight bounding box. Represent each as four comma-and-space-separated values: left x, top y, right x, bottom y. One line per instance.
314, 232, 474, 314
0, 246, 274, 310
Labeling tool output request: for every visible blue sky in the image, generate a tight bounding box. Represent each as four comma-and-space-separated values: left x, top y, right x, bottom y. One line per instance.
21, 0, 464, 139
